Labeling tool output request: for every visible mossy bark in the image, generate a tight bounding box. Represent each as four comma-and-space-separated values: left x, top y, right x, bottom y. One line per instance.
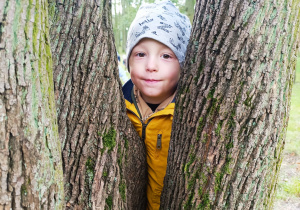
0, 0, 64, 209
161, 0, 300, 209
48, 0, 147, 209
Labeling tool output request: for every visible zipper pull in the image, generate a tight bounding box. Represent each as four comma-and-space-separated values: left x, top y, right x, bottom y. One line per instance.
157, 134, 162, 149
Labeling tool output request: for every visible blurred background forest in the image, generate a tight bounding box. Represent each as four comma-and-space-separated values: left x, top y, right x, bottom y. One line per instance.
111, 0, 300, 208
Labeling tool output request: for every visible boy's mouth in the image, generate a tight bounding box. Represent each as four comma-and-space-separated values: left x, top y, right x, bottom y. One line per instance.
144, 79, 160, 83
145, 79, 159, 82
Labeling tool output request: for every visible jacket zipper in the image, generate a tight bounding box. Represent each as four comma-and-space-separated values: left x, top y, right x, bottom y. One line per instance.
129, 88, 155, 141
126, 109, 153, 141
141, 119, 154, 141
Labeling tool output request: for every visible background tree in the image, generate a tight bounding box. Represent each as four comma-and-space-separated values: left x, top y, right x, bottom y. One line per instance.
113, 0, 154, 54
183, 0, 196, 22
161, 0, 300, 209
48, 0, 147, 209
0, 0, 64, 209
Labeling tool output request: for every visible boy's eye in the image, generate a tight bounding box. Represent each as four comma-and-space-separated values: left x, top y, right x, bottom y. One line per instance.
162, 54, 171, 59
136, 52, 146, 57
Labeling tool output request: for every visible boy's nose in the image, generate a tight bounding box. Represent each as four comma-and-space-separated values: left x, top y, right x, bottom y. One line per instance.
146, 56, 158, 72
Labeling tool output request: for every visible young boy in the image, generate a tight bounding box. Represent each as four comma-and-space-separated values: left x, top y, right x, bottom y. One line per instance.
122, 1, 191, 209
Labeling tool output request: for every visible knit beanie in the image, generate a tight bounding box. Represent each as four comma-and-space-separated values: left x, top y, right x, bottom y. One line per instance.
126, 0, 192, 70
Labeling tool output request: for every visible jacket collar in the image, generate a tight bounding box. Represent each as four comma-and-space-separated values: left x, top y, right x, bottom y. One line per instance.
122, 79, 134, 103
133, 86, 176, 121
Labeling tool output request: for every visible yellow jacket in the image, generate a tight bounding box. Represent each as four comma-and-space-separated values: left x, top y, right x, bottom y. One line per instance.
122, 80, 175, 210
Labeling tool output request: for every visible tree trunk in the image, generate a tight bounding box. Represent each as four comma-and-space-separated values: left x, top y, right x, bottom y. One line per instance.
48, 0, 147, 209
161, 0, 300, 209
0, 0, 64, 209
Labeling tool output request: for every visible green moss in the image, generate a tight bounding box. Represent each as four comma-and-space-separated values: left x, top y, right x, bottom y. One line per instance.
200, 172, 207, 185
183, 192, 195, 209
234, 88, 243, 105
226, 141, 233, 150
117, 145, 123, 168
103, 128, 117, 152
244, 96, 252, 107
214, 156, 233, 196
214, 172, 223, 193
184, 153, 196, 177
202, 133, 208, 143
215, 121, 223, 137
48, 1, 56, 21
198, 172, 208, 199
103, 171, 108, 177
86, 157, 95, 184
207, 98, 220, 123
123, 138, 129, 162
224, 157, 233, 174
105, 195, 113, 210
188, 171, 199, 190
45, 42, 54, 89
117, 144, 121, 153
183, 87, 189, 93
227, 112, 236, 131
32, 0, 40, 54
198, 186, 203, 196
209, 98, 219, 113
21, 184, 27, 196
207, 89, 215, 99
197, 193, 211, 210
124, 137, 128, 149
119, 182, 126, 201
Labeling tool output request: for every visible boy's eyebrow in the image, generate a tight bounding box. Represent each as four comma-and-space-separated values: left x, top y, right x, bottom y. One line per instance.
131, 46, 144, 51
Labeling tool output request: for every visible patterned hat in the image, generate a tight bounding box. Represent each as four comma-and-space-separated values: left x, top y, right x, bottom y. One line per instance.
126, 0, 192, 70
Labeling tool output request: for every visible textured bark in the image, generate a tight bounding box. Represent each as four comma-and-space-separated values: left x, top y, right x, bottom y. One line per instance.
161, 0, 300, 209
49, 0, 147, 209
0, 0, 64, 209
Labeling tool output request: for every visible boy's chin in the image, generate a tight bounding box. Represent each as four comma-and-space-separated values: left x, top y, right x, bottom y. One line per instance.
141, 93, 170, 104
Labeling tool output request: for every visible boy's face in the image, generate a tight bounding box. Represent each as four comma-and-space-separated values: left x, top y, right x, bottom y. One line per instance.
129, 38, 180, 104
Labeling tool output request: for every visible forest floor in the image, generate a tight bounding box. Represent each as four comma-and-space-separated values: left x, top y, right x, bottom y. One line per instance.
273, 71, 300, 210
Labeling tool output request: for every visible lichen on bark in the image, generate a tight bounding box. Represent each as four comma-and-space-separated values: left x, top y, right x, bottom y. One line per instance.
0, 0, 64, 209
